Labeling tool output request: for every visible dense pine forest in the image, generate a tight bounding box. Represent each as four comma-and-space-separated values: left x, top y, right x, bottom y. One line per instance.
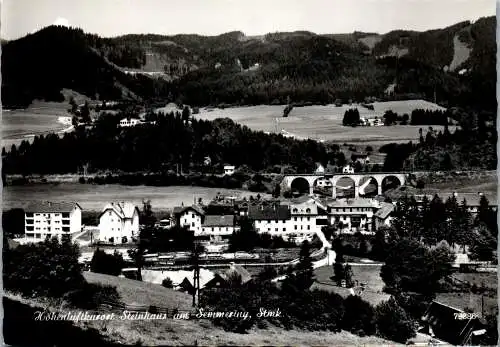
2, 16, 496, 111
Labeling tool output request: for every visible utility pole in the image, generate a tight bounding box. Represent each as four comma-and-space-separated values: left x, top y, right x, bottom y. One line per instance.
192, 240, 201, 307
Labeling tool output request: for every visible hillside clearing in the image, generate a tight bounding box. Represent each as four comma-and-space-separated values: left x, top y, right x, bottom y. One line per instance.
189, 100, 449, 144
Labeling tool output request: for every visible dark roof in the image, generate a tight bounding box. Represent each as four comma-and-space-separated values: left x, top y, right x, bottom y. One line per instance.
351, 152, 368, 157
422, 301, 485, 346
25, 201, 81, 213
203, 215, 235, 227
374, 202, 395, 219
248, 204, 290, 221
221, 264, 252, 284
173, 205, 205, 216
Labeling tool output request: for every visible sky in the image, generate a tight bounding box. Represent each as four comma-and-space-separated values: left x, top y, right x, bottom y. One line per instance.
1, 0, 496, 40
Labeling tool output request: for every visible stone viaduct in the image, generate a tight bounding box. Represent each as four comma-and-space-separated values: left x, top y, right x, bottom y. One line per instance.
281, 172, 409, 198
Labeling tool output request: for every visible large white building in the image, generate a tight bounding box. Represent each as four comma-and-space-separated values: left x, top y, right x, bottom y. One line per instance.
24, 201, 82, 242
173, 205, 205, 234
248, 203, 291, 236
98, 202, 140, 244
199, 215, 239, 242
327, 198, 379, 234
119, 118, 143, 127
287, 196, 329, 242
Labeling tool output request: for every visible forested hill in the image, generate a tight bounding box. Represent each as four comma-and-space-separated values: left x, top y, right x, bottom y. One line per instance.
1, 16, 496, 110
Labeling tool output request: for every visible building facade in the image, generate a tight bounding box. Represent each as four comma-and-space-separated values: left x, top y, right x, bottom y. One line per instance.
173, 205, 205, 234
98, 202, 140, 244
24, 201, 82, 242
199, 215, 239, 242
327, 198, 379, 234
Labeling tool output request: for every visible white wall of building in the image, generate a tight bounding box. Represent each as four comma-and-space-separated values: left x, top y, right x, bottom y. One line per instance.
99, 207, 139, 244
179, 211, 202, 234
24, 206, 82, 242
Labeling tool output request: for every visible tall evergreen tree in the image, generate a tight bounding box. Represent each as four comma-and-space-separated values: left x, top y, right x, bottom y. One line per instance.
295, 240, 315, 290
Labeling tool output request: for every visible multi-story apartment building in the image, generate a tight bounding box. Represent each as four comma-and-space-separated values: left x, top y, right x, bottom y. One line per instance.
286, 197, 329, 242
98, 202, 140, 244
24, 201, 82, 242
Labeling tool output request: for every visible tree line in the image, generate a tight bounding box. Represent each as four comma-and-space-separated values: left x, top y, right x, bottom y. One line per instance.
382, 109, 497, 171
2, 110, 345, 175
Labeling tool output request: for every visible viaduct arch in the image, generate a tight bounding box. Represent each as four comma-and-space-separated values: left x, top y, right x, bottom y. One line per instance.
285, 173, 406, 198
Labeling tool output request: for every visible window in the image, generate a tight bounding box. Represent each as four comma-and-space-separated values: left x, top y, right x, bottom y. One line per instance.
267, 228, 270, 232
283, 228, 286, 231
275, 228, 278, 232
192, 222, 195, 227
36, 227, 40, 230
192, 213, 195, 218
307, 217, 310, 221
275, 220, 278, 223
212, 227, 214, 232
307, 226, 310, 230
306, 208, 311, 213
26, 233, 34, 238
294, 225, 297, 230
293, 208, 298, 213
294, 217, 297, 221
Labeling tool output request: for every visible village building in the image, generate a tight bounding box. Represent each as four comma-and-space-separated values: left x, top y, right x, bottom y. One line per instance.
342, 164, 355, 173
205, 263, 253, 289
24, 201, 82, 242
314, 163, 325, 174
351, 152, 370, 164
173, 205, 205, 234
285, 196, 329, 243
98, 202, 140, 244
118, 117, 142, 127
420, 301, 487, 346
326, 198, 379, 234
198, 215, 239, 242
223, 165, 236, 176
248, 203, 291, 235
373, 202, 395, 229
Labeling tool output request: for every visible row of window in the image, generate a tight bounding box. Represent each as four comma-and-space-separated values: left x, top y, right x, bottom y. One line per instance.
203, 227, 233, 232
26, 213, 70, 218
28, 226, 70, 231
263, 225, 312, 232
293, 216, 311, 222
329, 207, 373, 213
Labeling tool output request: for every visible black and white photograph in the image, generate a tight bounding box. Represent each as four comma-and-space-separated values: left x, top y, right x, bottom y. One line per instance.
1, 0, 498, 345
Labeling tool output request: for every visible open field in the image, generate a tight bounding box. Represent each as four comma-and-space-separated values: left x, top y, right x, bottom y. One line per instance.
185, 100, 450, 144
2, 100, 74, 149
420, 172, 497, 198
2, 183, 270, 211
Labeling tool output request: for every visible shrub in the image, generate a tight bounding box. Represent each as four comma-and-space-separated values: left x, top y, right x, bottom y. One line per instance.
4, 236, 84, 298
375, 297, 416, 343
65, 282, 120, 310
162, 278, 174, 288
342, 295, 376, 336
78, 177, 86, 184
90, 249, 125, 276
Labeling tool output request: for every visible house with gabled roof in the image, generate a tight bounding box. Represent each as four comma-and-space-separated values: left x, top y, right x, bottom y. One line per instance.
98, 202, 140, 244
248, 203, 291, 235
173, 205, 205, 234
24, 201, 82, 242
199, 215, 239, 242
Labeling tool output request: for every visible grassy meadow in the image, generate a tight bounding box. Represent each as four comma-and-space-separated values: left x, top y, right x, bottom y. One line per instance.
189, 100, 449, 144
2, 183, 270, 211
